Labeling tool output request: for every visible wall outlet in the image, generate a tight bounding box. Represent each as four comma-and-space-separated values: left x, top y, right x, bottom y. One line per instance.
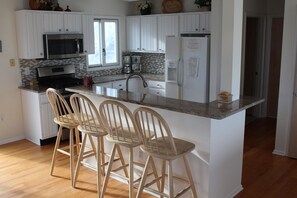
79, 63, 84, 70
9, 59, 15, 67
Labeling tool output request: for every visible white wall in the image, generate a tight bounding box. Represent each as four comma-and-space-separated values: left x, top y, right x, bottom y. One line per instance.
274, 0, 297, 155
0, 0, 28, 144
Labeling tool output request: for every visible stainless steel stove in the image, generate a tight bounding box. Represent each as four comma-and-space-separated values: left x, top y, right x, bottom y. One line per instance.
37, 65, 82, 95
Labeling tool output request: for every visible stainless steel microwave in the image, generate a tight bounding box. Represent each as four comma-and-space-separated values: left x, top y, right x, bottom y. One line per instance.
43, 34, 84, 59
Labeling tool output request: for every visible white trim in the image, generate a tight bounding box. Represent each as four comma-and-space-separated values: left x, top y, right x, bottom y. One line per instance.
0, 135, 25, 145
87, 65, 122, 71
241, 12, 266, 117
272, 149, 286, 156
224, 185, 243, 198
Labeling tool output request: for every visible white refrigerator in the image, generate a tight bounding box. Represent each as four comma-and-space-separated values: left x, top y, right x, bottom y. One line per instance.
165, 36, 210, 103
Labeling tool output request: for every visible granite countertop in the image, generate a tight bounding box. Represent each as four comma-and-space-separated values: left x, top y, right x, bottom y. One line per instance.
18, 73, 165, 93
66, 85, 264, 120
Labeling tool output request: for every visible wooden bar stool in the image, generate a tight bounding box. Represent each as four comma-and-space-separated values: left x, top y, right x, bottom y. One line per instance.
134, 107, 198, 198
46, 88, 81, 183
70, 93, 108, 195
99, 100, 158, 198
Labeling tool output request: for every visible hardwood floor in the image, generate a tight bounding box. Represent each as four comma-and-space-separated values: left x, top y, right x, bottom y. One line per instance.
236, 118, 297, 198
0, 140, 153, 198
1, 118, 297, 197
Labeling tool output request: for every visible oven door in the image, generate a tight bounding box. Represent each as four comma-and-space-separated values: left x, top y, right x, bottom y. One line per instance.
44, 34, 84, 59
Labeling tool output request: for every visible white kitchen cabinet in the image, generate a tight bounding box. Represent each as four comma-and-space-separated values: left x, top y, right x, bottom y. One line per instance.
200, 12, 211, 33
43, 12, 64, 33
126, 16, 141, 51
64, 13, 82, 33
21, 90, 57, 145
113, 80, 126, 90
157, 14, 179, 52
16, 10, 45, 59
82, 14, 95, 54
141, 16, 158, 52
44, 12, 82, 33
148, 80, 166, 96
180, 12, 211, 34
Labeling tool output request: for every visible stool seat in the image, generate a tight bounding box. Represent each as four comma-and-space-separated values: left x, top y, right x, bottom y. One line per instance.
141, 137, 195, 160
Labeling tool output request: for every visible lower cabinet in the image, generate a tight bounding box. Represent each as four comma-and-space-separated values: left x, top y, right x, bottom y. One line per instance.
148, 80, 166, 96
21, 90, 57, 145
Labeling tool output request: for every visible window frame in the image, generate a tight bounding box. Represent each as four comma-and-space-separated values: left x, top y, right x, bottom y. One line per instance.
87, 16, 121, 71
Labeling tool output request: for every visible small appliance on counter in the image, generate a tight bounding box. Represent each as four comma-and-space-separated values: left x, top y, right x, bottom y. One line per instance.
131, 56, 141, 72
122, 55, 132, 74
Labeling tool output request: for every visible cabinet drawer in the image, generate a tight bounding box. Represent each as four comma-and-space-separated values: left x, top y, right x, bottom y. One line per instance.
113, 80, 126, 90
148, 88, 165, 96
148, 80, 165, 89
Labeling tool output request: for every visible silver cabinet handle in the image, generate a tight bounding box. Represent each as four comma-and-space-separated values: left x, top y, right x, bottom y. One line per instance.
40, 53, 43, 55
59, 29, 62, 32
66, 29, 69, 32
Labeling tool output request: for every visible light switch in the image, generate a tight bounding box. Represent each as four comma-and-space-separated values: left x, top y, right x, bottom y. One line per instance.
0, 40, 2, 53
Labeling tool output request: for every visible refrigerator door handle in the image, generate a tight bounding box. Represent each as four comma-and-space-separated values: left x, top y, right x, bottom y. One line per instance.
177, 58, 184, 87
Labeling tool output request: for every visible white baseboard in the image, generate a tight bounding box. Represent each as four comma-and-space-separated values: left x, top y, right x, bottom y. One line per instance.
224, 185, 243, 198
272, 149, 286, 156
0, 135, 25, 145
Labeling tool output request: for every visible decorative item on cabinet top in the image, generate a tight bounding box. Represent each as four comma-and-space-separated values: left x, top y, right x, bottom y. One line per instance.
194, 0, 211, 11
162, 0, 183, 13
137, 1, 152, 15
29, 0, 61, 11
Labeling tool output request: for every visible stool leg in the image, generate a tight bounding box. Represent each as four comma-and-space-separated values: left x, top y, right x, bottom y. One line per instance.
50, 126, 63, 176
160, 159, 166, 196
100, 144, 117, 198
73, 133, 87, 187
168, 160, 174, 198
129, 148, 134, 198
100, 137, 105, 175
136, 156, 151, 198
183, 155, 198, 198
116, 145, 128, 177
70, 128, 74, 184
149, 157, 161, 191
75, 127, 80, 154
96, 136, 102, 197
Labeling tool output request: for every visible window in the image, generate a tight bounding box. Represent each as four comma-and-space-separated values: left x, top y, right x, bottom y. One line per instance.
88, 18, 120, 70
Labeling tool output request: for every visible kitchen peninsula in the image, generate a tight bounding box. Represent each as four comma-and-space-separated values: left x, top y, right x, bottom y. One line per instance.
66, 85, 263, 198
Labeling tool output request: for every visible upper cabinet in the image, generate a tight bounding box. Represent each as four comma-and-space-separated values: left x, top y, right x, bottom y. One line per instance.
180, 12, 211, 34
126, 16, 141, 51
158, 14, 179, 52
141, 16, 158, 52
16, 10, 45, 59
126, 12, 211, 53
82, 14, 95, 54
44, 12, 82, 33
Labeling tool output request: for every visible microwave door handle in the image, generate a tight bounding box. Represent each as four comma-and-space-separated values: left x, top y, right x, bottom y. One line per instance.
76, 39, 80, 54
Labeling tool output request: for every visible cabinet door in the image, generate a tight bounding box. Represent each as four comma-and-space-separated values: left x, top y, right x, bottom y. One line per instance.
200, 12, 211, 33
16, 11, 44, 59
180, 13, 200, 33
158, 14, 179, 52
141, 16, 158, 52
39, 94, 57, 139
126, 16, 141, 51
64, 13, 82, 33
43, 12, 64, 33
82, 14, 95, 54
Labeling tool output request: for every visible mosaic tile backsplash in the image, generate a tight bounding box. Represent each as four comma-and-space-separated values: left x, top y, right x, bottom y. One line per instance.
19, 53, 165, 86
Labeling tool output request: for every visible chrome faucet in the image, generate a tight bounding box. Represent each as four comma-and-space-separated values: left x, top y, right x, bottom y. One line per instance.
126, 73, 148, 92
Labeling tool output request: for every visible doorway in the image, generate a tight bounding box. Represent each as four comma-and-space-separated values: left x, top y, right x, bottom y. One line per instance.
241, 15, 265, 120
